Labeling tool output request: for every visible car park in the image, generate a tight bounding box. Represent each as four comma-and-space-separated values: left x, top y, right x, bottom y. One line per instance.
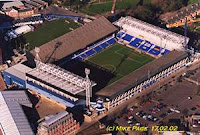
160, 113, 167, 118
167, 109, 172, 115
191, 107, 197, 111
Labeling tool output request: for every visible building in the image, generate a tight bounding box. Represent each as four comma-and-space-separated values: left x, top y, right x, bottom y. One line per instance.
96, 50, 189, 110
114, 16, 189, 51
23, 0, 48, 11
3, 7, 34, 19
188, 114, 200, 132
2, 63, 32, 88
0, 0, 48, 19
37, 111, 79, 135
0, 1, 32, 18
0, 74, 6, 91
4, 25, 34, 41
1, 1, 25, 10
2, 17, 117, 108
166, 2, 200, 28
0, 90, 34, 135
26, 60, 96, 107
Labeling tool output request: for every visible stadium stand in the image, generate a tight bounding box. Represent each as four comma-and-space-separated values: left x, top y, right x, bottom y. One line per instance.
116, 32, 170, 57
72, 36, 117, 60
30, 16, 118, 63
114, 16, 189, 51
26, 60, 96, 107
96, 50, 189, 109
165, 1, 200, 27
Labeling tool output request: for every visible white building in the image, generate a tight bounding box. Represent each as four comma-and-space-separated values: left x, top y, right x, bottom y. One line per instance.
4, 25, 34, 41
114, 16, 190, 51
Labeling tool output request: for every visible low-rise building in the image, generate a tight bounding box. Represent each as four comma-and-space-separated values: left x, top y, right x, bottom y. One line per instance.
4, 7, 34, 19
37, 111, 80, 135
0, 90, 34, 135
188, 114, 200, 132
1, 1, 25, 10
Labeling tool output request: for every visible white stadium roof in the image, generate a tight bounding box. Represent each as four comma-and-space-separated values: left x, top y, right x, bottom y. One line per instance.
114, 16, 189, 50
27, 61, 96, 95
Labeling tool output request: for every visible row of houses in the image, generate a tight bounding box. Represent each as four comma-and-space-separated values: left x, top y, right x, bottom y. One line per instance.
165, 2, 200, 28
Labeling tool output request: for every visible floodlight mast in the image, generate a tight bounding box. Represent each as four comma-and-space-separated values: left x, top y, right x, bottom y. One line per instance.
34, 47, 41, 70
85, 68, 92, 109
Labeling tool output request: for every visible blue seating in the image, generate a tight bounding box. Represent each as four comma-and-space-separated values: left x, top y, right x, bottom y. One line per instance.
138, 42, 153, 52
107, 38, 116, 45
76, 56, 83, 60
161, 49, 170, 56
100, 43, 109, 48
122, 34, 133, 42
94, 46, 102, 52
116, 32, 125, 38
148, 46, 162, 56
80, 53, 87, 59
129, 38, 143, 48
85, 49, 95, 56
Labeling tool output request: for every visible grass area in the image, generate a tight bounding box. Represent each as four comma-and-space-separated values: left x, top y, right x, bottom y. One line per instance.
87, 43, 154, 84
188, 0, 199, 4
81, 0, 142, 15
24, 19, 80, 51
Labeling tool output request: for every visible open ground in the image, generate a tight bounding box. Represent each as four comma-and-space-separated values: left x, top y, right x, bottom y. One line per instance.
23, 19, 80, 50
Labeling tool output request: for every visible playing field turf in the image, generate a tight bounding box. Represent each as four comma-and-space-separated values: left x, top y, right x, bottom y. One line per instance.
24, 19, 80, 51
81, 0, 152, 15
87, 43, 154, 84
188, 0, 199, 4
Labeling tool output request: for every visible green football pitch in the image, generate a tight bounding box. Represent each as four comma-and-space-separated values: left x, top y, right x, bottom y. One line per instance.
24, 19, 80, 51
87, 43, 154, 84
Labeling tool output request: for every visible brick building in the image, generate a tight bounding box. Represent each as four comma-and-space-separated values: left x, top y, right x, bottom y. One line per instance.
37, 111, 80, 135
4, 8, 34, 19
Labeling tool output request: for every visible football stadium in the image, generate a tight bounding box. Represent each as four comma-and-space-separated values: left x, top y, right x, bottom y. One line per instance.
3, 16, 190, 111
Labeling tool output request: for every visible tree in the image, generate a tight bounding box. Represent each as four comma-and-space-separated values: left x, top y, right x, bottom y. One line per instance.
152, 0, 185, 13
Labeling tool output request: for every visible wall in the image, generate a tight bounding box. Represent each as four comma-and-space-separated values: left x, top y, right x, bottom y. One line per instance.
26, 81, 75, 107
2, 71, 25, 88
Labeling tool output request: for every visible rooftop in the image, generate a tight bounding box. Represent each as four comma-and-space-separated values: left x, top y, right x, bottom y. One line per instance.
114, 16, 189, 45
167, 2, 200, 24
26, 61, 96, 95
4, 63, 32, 80
30, 16, 117, 63
43, 111, 69, 126
96, 50, 188, 99
1, 1, 24, 10
0, 90, 34, 135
